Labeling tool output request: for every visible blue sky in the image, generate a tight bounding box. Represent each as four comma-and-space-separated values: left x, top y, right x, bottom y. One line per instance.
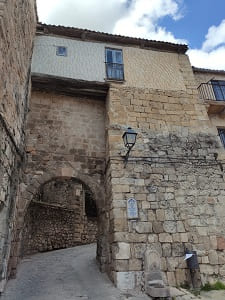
37, 0, 225, 70
159, 0, 225, 49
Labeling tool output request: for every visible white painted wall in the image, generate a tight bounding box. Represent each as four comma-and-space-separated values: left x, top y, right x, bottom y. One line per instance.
31, 35, 106, 82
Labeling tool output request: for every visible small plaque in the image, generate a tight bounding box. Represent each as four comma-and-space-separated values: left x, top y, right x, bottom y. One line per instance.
127, 198, 138, 219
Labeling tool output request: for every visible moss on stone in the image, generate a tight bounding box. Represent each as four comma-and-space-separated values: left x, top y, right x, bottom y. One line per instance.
201, 281, 225, 291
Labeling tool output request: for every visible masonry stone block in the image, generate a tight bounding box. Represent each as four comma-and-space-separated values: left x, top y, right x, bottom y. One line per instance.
114, 260, 129, 271
156, 209, 165, 221
200, 264, 219, 275
129, 259, 142, 271
173, 246, 185, 260
135, 222, 152, 233
115, 243, 131, 260
180, 233, 189, 242
133, 244, 147, 259
175, 269, 187, 286
162, 243, 172, 257
148, 211, 156, 221
146, 286, 170, 298
159, 233, 172, 243
202, 256, 209, 264
217, 237, 225, 250
208, 250, 218, 265
116, 271, 135, 290
152, 221, 164, 233
177, 221, 185, 233
167, 257, 179, 272
167, 272, 176, 286
163, 221, 177, 233
148, 234, 158, 243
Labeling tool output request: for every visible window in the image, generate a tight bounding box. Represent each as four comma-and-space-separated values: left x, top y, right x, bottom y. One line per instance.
56, 46, 67, 57
105, 48, 124, 80
218, 128, 225, 148
211, 80, 225, 101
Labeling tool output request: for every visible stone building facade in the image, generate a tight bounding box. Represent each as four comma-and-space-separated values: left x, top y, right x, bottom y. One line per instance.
0, 0, 37, 292
21, 24, 225, 291
1, 13, 225, 295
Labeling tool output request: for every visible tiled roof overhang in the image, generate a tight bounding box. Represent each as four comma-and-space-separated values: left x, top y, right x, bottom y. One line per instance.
37, 23, 188, 54
193, 67, 225, 74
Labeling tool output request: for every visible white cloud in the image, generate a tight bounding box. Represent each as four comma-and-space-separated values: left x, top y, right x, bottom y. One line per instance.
188, 46, 225, 70
36, 0, 186, 43
37, 0, 61, 21
202, 20, 225, 51
113, 0, 186, 43
37, 0, 127, 33
188, 19, 225, 70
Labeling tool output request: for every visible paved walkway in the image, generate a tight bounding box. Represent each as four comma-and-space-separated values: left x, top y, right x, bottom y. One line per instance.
0, 244, 148, 300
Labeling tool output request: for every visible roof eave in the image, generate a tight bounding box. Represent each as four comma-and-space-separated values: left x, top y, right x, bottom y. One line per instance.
193, 66, 225, 75
36, 23, 188, 54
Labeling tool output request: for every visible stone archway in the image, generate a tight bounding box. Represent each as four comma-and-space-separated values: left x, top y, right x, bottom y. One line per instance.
7, 167, 108, 278
22, 167, 104, 216
21, 177, 99, 255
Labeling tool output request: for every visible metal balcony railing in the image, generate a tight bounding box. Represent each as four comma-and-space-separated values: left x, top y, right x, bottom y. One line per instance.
198, 82, 225, 101
105, 63, 124, 81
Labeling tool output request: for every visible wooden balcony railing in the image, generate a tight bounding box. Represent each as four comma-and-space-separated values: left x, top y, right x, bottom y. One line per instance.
198, 82, 225, 101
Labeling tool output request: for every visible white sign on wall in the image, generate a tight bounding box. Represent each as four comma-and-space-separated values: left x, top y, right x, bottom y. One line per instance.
127, 198, 138, 219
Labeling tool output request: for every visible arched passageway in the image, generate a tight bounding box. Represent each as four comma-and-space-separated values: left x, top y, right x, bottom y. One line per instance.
21, 177, 98, 255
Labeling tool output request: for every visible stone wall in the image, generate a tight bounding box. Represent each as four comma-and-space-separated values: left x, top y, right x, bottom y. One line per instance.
105, 54, 225, 290
0, 0, 36, 140
10, 90, 108, 273
22, 178, 98, 255
22, 203, 97, 255
0, 0, 36, 292
26, 91, 106, 173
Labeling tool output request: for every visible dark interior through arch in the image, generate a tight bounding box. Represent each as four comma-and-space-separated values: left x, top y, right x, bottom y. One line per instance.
21, 177, 98, 256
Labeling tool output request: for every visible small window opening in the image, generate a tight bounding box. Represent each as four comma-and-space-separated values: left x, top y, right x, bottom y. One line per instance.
211, 80, 225, 101
218, 128, 225, 148
105, 48, 124, 80
56, 46, 67, 57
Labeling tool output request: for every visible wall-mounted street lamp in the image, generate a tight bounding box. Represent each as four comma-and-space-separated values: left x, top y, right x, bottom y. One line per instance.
122, 127, 137, 165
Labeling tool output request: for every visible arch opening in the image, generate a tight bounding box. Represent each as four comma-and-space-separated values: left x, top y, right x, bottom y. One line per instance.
21, 177, 98, 256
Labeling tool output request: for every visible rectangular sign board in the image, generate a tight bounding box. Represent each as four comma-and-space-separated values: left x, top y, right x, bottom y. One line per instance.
127, 198, 138, 219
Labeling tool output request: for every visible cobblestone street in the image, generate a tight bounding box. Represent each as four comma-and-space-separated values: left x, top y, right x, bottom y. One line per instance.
0, 244, 149, 300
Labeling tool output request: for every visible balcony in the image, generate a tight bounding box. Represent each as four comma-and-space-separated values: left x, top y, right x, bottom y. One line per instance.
198, 81, 225, 114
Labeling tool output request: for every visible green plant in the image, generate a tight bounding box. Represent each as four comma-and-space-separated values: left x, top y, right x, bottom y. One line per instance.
201, 281, 225, 291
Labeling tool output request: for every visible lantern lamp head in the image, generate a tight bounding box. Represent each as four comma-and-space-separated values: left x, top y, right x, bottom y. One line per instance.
122, 127, 137, 149
122, 127, 137, 165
